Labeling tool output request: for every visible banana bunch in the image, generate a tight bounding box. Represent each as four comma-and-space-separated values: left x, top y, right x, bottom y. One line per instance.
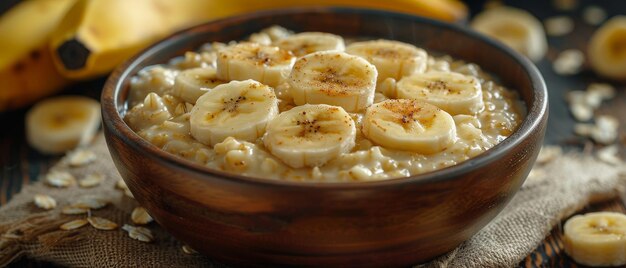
563, 212, 626, 266
0, 0, 467, 111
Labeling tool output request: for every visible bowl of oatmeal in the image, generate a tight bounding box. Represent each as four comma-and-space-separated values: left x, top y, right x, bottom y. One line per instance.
102, 7, 547, 267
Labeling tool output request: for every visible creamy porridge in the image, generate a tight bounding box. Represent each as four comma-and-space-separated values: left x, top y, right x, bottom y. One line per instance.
124, 26, 525, 182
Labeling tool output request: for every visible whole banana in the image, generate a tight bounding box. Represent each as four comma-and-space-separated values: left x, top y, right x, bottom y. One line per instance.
0, 0, 466, 111
49, 0, 467, 79
0, 0, 76, 111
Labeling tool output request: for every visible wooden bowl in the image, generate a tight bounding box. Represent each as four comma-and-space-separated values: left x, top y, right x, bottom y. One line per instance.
102, 7, 548, 267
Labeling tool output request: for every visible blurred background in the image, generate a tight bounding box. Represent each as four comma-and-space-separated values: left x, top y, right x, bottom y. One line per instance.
0, 0, 624, 266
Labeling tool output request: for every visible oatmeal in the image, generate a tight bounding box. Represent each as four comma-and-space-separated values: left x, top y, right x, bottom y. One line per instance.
124, 26, 525, 182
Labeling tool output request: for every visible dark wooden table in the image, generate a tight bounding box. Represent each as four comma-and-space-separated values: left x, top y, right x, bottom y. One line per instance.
1, 0, 625, 267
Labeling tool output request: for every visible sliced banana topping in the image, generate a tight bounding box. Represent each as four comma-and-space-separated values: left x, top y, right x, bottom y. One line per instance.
471, 7, 547, 62
263, 104, 356, 168
288, 51, 377, 112
588, 16, 626, 80
362, 99, 456, 154
190, 80, 278, 146
216, 42, 295, 87
396, 72, 484, 115
172, 67, 224, 103
26, 96, 101, 154
346, 39, 428, 82
564, 212, 626, 267
275, 32, 345, 57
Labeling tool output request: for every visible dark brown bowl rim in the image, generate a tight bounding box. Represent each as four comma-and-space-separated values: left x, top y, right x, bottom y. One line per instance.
102, 7, 547, 190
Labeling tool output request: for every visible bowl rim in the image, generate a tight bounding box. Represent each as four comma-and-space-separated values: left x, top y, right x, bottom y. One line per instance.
102, 7, 548, 190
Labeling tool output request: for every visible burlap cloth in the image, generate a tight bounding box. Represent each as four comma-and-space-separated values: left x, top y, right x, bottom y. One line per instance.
1, 134, 624, 267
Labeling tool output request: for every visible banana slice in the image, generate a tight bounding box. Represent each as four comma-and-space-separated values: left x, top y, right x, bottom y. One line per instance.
563, 212, 626, 267
361, 99, 456, 154
288, 51, 377, 112
216, 42, 295, 87
26, 96, 101, 154
346, 40, 428, 82
172, 67, 224, 103
588, 16, 626, 80
396, 72, 484, 115
274, 32, 345, 57
190, 80, 278, 146
471, 7, 547, 62
263, 104, 356, 168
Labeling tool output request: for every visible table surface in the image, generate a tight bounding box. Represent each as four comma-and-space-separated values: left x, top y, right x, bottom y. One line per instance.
1, 0, 625, 267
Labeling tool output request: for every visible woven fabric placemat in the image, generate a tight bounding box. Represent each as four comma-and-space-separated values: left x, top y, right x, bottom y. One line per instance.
1, 134, 624, 267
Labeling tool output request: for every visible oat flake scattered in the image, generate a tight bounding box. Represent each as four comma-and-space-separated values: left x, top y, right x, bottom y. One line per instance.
88, 217, 118, 230
596, 145, 622, 165
573, 115, 620, 145
33, 194, 57, 210
60, 219, 89, 230
46, 170, 76, 188
73, 196, 108, 210
553, 49, 584, 75
61, 205, 89, 215
590, 115, 619, 145
569, 102, 593, 122
131, 207, 154, 225
544, 16, 574, 36
574, 123, 594, 136
583, 5, 607, 25
123, 224, 154, 242
66, 149, 97, 167
79, 173, 104, 188
182, 245, 198, 255
587, 83, 615, 100
566, 90, 593, 122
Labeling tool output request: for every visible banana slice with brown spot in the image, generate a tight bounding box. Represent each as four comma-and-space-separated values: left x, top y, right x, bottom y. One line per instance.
396, 72, 484, 115
190, 80, 278, 146
172, 67, 225, 103
361, 99, 456, 154
216, 42, 295, 87
288, 51, 377, 112
346, 39, 428, 82
263, 104, 356, 168
275, 32, 345, 57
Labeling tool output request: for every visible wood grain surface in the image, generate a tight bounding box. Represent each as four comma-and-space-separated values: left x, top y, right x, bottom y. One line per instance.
1, 0, 625, 267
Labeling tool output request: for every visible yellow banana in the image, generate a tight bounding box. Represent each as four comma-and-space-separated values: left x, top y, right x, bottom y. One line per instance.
0, 0, 76, 111
0, 0, 466, 110
50, 0, 467, 79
